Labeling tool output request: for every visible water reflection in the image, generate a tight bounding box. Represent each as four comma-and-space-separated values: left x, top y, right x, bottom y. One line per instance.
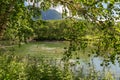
69, 57, 120, 80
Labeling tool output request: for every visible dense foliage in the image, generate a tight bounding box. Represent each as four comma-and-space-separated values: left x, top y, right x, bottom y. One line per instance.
33, 20, 73, 40
0, 52, 116, 80
0, 0, 120, 79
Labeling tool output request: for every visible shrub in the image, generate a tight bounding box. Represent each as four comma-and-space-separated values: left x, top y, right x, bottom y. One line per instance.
0, 52, 71, 80
33, 20, 73, 41
0, 52, 116, 80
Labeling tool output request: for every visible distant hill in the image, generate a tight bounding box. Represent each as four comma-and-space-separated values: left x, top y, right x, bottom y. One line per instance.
41, 9, 62, 20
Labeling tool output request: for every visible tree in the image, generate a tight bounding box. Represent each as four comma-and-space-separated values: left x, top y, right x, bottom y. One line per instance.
0, 0, 120, 63
0, 0, 22, 38
0, 0, 119, 37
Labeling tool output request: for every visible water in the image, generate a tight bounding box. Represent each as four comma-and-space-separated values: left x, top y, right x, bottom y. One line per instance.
55, 57, 120, 80
68, 57, 120, 80
91, 57, 120, 79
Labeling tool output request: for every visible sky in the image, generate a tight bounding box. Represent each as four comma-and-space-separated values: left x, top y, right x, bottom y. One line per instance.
24, 1, 63, 13
24, 1, 120, 21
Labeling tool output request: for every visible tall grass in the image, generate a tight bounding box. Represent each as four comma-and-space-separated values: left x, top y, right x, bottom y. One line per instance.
0, 40, 117, 80
0, 50, 116, 80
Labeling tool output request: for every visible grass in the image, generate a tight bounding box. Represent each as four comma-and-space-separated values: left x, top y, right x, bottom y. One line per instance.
14, 41, 68, 58
0, 40, 91, 61
9, 41, 90, 61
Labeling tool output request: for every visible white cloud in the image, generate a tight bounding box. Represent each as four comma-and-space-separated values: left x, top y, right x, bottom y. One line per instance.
24, 1, 62, 13
51, 5, 63, 13
24, 1, 33, 6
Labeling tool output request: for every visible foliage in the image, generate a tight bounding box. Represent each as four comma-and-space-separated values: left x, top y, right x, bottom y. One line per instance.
1, 0, 120, 56
1, 0, 119, 38
33, 20, 73, 40
0, 51, 117, 80
0, 0, 120, 79
0, 52, 65, 80
0, 0, 24, 38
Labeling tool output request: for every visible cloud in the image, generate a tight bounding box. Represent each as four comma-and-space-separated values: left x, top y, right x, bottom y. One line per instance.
24, 1, 64, 13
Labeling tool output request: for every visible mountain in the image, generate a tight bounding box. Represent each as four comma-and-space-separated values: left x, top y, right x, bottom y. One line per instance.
41, 9, 62, 20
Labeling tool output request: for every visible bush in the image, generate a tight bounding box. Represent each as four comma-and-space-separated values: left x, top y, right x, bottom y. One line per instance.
33, 20, 73, 41
0, 52, 116, 80
0, 52, 72, 80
